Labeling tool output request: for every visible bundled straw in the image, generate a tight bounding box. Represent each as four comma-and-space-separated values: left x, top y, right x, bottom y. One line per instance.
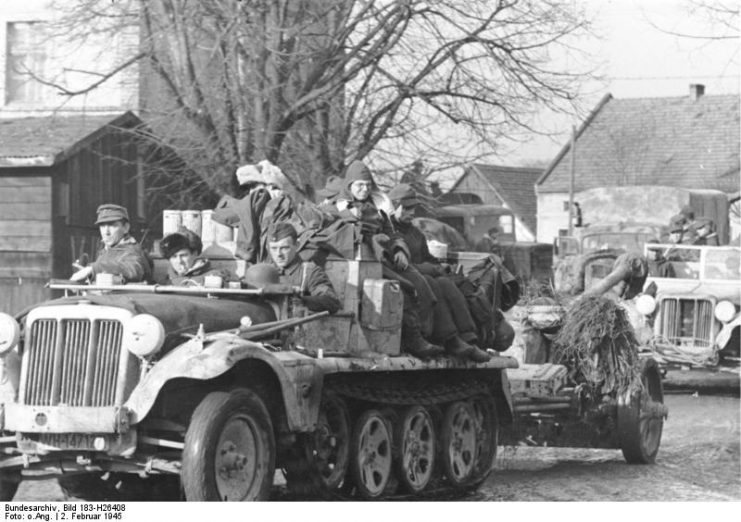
553, 295, 642, 395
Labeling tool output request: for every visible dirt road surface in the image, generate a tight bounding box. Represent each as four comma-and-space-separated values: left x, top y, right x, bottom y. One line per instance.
12, 392, 739, 502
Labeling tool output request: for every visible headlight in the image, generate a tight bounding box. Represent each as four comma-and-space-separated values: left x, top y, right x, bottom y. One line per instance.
123, 314, 165, 358
714, 301, 737, 323
635, 294, 656, 316
0, 313, 20, 355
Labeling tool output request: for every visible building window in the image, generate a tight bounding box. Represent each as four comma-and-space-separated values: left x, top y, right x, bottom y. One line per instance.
5, 22, 50, 104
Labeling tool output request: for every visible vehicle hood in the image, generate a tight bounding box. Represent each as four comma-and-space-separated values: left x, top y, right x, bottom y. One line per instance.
33, 293, 277, 335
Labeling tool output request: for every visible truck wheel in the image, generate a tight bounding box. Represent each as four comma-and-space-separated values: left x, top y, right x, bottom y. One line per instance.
469, 395, 498, 484
440, 401, 477, 486
350, 409, 393, 499
0, 471, 20, 501
618, 358, 665, 464
304, 393, 351, 491
394, 405, 435, 493
181, 388, 275, 501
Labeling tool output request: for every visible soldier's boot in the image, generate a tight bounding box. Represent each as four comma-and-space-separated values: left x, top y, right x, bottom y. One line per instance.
405, 335, 445, 360
444, 335, 491, 363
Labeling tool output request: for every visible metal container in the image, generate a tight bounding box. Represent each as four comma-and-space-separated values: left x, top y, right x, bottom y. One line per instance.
182, 210, 202, 237
162, 210, 182, 236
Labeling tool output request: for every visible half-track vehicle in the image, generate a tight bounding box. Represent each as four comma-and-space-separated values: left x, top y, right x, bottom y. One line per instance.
0, 251, 517, 501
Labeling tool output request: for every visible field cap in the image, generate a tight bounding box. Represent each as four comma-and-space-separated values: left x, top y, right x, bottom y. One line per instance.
317, 175, 343, 199
267, 222, 298, 243
160, 228, 203, 258
388, 183, 421, 208
95, 204, 129, 225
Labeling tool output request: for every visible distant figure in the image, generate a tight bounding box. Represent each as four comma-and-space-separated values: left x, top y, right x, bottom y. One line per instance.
691, 218, 719, 246
315, 175, 343, 207
70, 204, 151, 284
474, 226, 501, 253
646, 241, 675, 278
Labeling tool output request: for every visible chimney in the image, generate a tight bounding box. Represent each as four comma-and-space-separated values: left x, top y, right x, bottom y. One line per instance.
689, 83, 705, 101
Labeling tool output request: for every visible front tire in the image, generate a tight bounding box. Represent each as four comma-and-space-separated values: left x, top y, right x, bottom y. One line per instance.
181, 389, 275, 501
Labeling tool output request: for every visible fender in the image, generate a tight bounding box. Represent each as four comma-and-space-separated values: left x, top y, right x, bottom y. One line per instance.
716, 313, 741, 350
125, 335, 324, 432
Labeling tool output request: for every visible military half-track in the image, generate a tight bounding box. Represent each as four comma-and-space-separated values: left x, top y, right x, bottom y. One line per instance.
0, 254, 516, 501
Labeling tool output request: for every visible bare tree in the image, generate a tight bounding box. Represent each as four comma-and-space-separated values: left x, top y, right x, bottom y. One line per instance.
40, 0, 591, 200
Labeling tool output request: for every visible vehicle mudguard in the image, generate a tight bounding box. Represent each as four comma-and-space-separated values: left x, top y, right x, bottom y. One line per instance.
124, 335, 324, 432
716, 313, 741, 350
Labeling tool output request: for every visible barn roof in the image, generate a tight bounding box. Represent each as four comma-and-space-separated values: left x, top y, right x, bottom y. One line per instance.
0, 111, 141, 167
536, 92, 740, 194
451, 164, 543, 235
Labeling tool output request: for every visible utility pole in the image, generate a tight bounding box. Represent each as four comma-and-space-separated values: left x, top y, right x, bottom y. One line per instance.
567, 125, 576, 236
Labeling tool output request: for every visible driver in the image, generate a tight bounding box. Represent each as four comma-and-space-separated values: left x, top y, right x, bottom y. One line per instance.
70, 204, 151, 284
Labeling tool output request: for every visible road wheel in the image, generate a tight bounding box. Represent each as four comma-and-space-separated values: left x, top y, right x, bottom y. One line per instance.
181, 388, 275, 501
469, 395, 498, 484
440, 401, 477, 486
304, 393, 351, 491
394, 405, 435, 493
350, 409, 393, 499
618, 358, 665, 464
0, 470, 20, 501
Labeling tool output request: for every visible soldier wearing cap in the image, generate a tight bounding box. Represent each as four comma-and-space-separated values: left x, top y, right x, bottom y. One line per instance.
691, 217, 719, 246
388, 184, 490, 362
316, 175, 344, 208
265, 222, 340, 314
159, 228, 236, 286
70, 204, 152, 283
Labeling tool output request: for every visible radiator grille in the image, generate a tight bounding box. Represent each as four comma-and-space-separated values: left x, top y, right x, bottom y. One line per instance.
659, 297, 714, 349
23, 319, 124, 407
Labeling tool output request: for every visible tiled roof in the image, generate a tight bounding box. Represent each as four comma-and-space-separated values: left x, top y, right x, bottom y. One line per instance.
462, 164, 543, 235
0, 111, 140, 167
537, 93, 740, 194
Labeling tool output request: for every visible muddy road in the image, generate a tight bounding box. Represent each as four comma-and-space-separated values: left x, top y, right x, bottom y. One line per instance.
12, 392, 740, 502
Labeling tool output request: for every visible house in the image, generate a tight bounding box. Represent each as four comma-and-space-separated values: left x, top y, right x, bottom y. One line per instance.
445, 164, 543, 242
536, 85, 740, 243
0, 0, 138, 118
0, 112, 148, 313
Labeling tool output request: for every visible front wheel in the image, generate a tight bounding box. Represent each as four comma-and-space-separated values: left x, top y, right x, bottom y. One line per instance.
0, 470, 20, 501
181, 389, 275, 501
618, 358, 666, 464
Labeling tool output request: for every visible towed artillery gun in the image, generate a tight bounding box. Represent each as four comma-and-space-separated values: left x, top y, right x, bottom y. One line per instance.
509, 252, 668, 462
0, 246, 667, 500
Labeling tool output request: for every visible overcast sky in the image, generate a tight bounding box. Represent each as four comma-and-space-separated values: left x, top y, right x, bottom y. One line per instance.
500, 0, 739, 167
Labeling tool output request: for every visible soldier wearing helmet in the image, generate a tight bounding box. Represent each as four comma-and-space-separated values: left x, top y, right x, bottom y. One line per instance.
261, 222, 340, 314
70, 203, 152, 283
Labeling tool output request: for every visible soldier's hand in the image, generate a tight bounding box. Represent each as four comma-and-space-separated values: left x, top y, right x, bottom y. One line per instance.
70, 266, 93, 282
394, 251, 409, 270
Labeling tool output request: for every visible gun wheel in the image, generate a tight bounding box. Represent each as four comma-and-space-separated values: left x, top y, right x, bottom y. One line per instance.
440, 401, 477, 486
394, 405, 436, 493
618, 358, 665, 464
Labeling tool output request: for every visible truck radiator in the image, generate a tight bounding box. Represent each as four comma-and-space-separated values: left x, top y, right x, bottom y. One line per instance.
658, 297, 713, 348
22, 319, 124, 407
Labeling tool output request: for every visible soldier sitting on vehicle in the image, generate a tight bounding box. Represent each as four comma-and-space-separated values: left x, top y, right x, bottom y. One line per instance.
70, 203, 152, 284
264, 222, 341, 314
159, 228, 237, 286
474, 226, 501, 254
646, 241, 676, 278
315, 175, 344, 208
691, 218, 719, 246
333, 160, 444, 359
388, 184, 490, 362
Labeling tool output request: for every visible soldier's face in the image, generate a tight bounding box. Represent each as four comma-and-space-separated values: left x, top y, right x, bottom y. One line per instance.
269, 237, 298, 269
350, 181, 371, 201
394, 204, 415, 223
169, 248, 195, 276
99, 220, 129, 247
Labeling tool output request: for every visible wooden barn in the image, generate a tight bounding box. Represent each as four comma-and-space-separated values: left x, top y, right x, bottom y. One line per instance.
0, 111, 149, 314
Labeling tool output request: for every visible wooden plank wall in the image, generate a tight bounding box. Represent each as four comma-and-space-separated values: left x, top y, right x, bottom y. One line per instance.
0, 175, 52, 313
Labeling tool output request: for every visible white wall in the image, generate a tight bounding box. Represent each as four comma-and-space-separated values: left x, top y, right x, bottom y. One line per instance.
0, 0, 139, 117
